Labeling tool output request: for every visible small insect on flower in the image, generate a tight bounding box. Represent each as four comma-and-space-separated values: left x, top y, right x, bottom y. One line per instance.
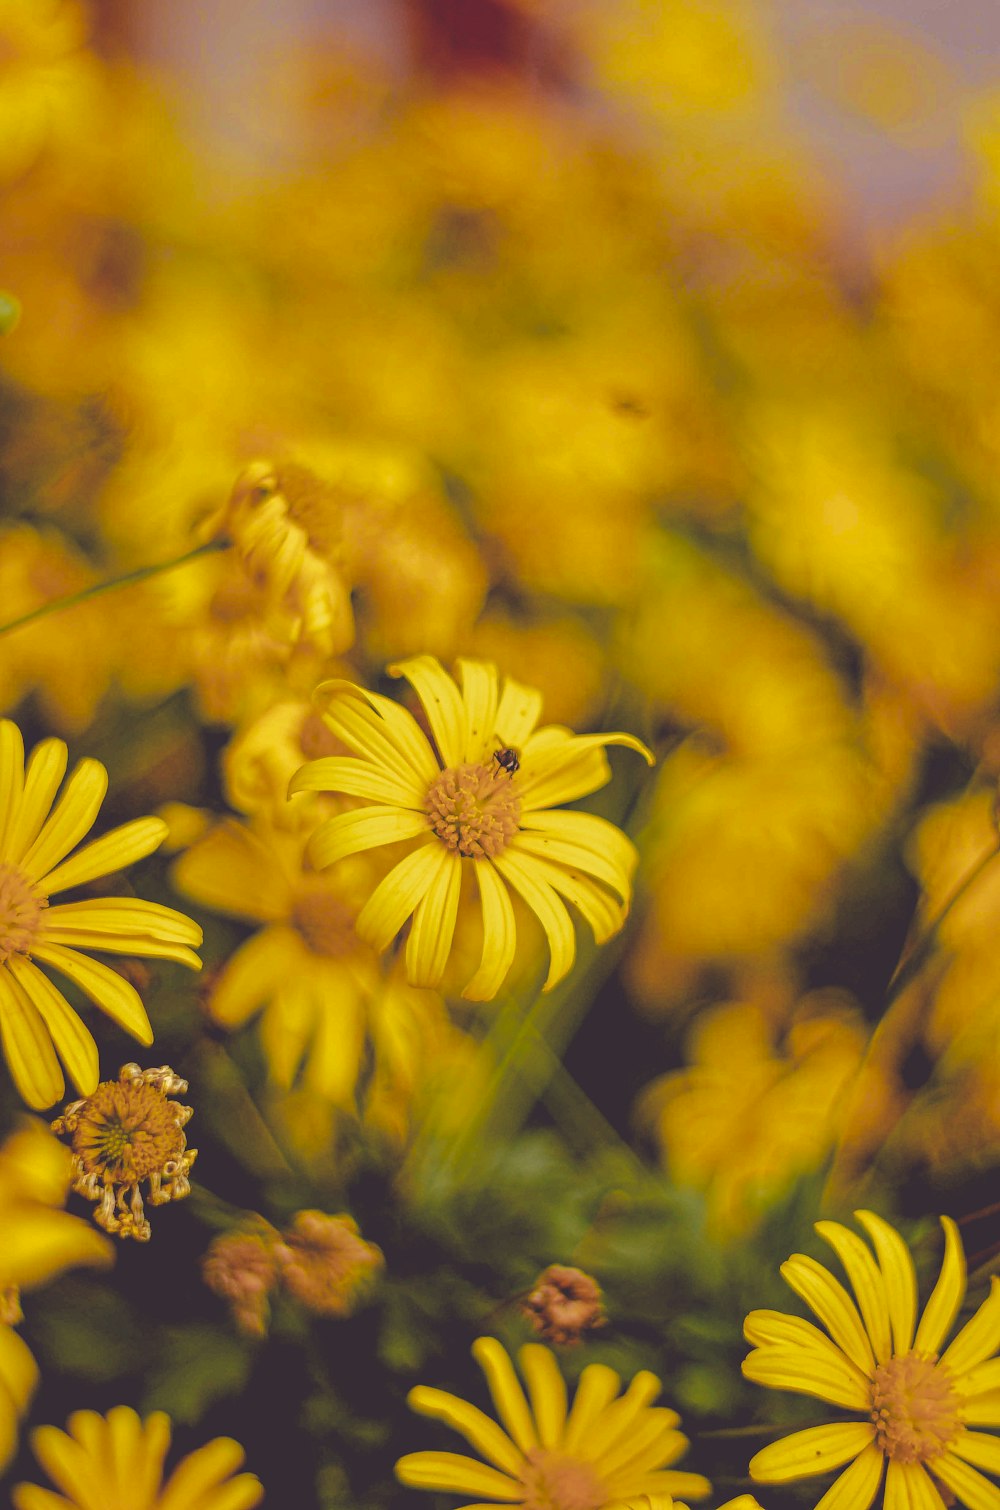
491, 746, 521, 778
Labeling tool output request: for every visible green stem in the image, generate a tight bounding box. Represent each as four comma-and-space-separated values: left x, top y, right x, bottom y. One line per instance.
0, 540, 225, 639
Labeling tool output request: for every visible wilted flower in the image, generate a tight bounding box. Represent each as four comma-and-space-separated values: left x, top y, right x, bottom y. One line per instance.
202, 1224, 280, 1338
522, 1264, 607, 1346
275, 1210, 383, 1317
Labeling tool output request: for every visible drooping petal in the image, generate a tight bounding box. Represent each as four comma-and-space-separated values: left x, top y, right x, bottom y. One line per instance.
19, 760, 107, 884
0, 969, 64, 1110
303, 977, 367, 1105
749, 1422, 875, 1483
518, 731, 653, 810
517, 810, 638, 896
314, 681, 438, 788
308, 807, 430, 871
6, 957, 98, 1097
457, 660, 501, 766
534, 862, 626, 945
855, 1210, 917, 1356
289, 757, 425, 808
491, 850, 576, 991
816, 1220, 893, 1366
3, 741, 67, 867
395, 1451, 523, 1500
209, 927, 303, 1028
389, 657, 468, 770
562, 1365, 622, 1456
40, 817, 168, 896
461, 861, 517, 1002
494, 677, 544, 751
932, 1449, 1000, 1510
259, 980, 317, 1090
941, 1279, 1000, 1380
31, 944, 152, 1045
813, 1441, 885, 1510
914, 1217, 967, 1358
519, 1345, 567, 1450
780, 1254, 875, 1374
0, 721, 25, 862
407, 1387, 522, 1475
472, 1337, 538, 1455
405, 850, 462, 988
356, 845, 444, 954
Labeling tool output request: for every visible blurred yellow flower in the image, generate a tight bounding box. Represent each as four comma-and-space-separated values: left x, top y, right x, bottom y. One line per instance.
744, 1211, 1000, 1510
641, 995, 867, 1235
396, 1335, 710, 1507
0, 720, 202, 1109
0, 0, 101, 183
291, 657, 654, 999
12, 1405, 263, 1510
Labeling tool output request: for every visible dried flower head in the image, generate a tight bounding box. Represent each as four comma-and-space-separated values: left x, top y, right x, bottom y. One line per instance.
522, 1264, 608, 1346
51, 1064, 196, 1242
202, 1225, 280, 1338
275, 1211, 383, 1317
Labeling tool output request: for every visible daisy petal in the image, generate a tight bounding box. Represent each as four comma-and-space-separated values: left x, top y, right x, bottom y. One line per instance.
517, 731, 611, 810
781, 1254, 875, 1373
563, 1365, 622, 1455
40, 817, 168, 896
406, 851, 462, 988
518, 810, 638, 894
538, 861, 625, 944
303, 975, 366, 1104
308, 807, 430, 870
814, 1442, 885, 1510
172, 820, 290, 923
0, 969, 64, 1109
356, 845, 443, 954
519, 1345, 567, 1450
210, 927, 303, 1027
20, 759, 108, 884
951, 1432, 1000, 1476
582, 1372, 661, 1462
962, 1392, 1000, 1427
395, 1451, 522, 1500
885, 1461, 943, 1510
492, 849, 576, 991
932, 1449, 1000, 1510
259, 981, 317, 1089
32, 943, 152, 1045
510, 821, 636, 899
914, 1217, 966, 1357
289, 757, 425, 807
389, 656, 467, 770
749, 1422, 875, 1483
633, 1471, 711, 1499
601, 1412, 685, 1477
742, 1346, 871, 1411
462, 861, 517, 1002
962, 1360, 1000, 1396
0, 720, 25, 861
472, 1337, 538, 1455
41, 901, 202, 969
942, 1278, 1000, 1379
816, 1220, 893, 1365
457, 660, 500, 765
158, 1438, 261, 1510
406, 1387, 522, 1476
314, 681, 437, 787
855, 1210, 917, 1355
6, 957, 99, 1096
495, 677, 544, 750
3, 740, 68, 866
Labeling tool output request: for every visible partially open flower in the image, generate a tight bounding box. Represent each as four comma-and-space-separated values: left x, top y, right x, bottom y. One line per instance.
51, 1064, 196, 1242
522, 1264, 607, 1347
275, 1211, 383, 1317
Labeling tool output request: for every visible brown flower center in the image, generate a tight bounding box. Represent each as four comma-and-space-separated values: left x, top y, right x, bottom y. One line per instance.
0, 862, 45, 963
70, 1079, 186, 1184
291, 888, 357, 956
425, 762, 521, 859
518, 1449, 606, 1510
870, 1351, 962, 1463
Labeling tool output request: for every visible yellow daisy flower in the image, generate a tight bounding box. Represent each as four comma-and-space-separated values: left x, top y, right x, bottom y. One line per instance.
11, 1404, 263, 1510
290, 656, 654, 1000
744, 1209, 1000, 1510
395, 1335, 710, 1510
0, 721, 202, 1110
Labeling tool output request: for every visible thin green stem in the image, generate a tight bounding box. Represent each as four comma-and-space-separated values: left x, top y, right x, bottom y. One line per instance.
0, 540, 225, 639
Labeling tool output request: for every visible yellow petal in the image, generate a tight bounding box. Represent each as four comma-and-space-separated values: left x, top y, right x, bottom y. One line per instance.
172, 822, 289, 923
302, 978, 367, 1104
30, 1415, 108, 1504
742, 1346, 871, 1411
31, 944, 152, 1045
0, 721, 25, 863
505, 841, 627, 942
932, 1449, 1000, 1510
130, 1411, 171, 1507
388, 656, 467, 770
158, 1436, 261, 1510
314, 681, 438, 787
816, 1220, 893, 1366
290, 756, 425, 807
356, 845, 443, 954
457, 660, 500, 766
518, 810, 638, 895
40, 817, 168, 896
813, 1442, 885, 1510
210, 926, 303, 1028
6, 957, 98, 1097
40, 901, 202, 969
950, 1431, 1000, 1476
855, 1210, 917, 1356
914, 1217, 966, 1358
3, 740, 67, 866
20, 759, 107, 884
749, 1422, 874, 1482
260, 980, 318, 1090
563, 1365, 622, 1455
405, 850, 462, 988
462, 861, 517, 1002
519, 1345, 567, 1450
581, 1372, 662, 1465
0, 1324, 38, 1414
491, 850, 576, 991
780, 1254, 875, 1374
601, 1414, 687, 1478
1, 1205, 111, 1294
472, 1337, 538, 1455
308, 807, 429, 870
395, 1451, 523, 1500
632, 1472, 711, 1500
0, 970, 63, 1110
942, 1278, 1000, 1380
406, 1387, 522, 1475
494, 677, 544, 750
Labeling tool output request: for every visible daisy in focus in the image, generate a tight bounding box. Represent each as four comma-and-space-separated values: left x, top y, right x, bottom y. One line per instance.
0, 721, 202, 1109
11, 1404, 263, 1510
395, 1335, 710, 1509
290, 656, 654, 999
744, 1209, 1000, 1510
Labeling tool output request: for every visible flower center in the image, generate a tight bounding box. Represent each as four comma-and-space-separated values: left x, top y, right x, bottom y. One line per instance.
425, 762, 521, 859
870, 1352, 962, 1463
69, 1078, 186, 1184
291, 888, 357, 956
0, 862, 45, 963
518, 1448, 606, 1510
